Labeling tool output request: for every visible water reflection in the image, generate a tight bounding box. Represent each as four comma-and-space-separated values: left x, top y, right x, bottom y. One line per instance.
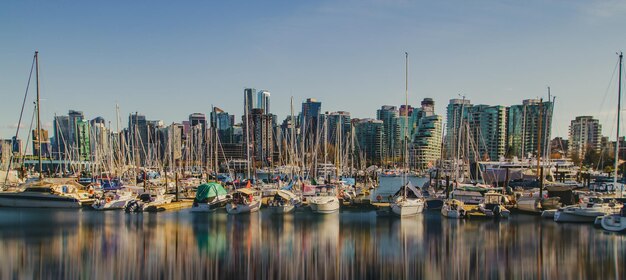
0, 209, 624, 279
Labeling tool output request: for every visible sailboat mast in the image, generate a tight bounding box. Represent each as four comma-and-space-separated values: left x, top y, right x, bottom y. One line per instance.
35, 51, 42, 179
403, 51, 409, 195
615, 52, 623, 191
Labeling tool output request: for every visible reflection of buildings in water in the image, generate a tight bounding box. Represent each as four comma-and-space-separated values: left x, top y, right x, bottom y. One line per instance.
0, 209, 625, 279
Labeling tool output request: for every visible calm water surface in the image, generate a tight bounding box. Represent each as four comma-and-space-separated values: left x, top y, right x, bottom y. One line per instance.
0, 206, 624, 279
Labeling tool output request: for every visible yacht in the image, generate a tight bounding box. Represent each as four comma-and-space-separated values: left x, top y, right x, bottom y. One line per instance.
554, 198, 622, 223
308, 185, 340, 214
0, 178, 94, 208
441, 199, 466, 219
92, 188, 137, 210
124, 187, 175, 213
267, 189, 300, 214
226, 188, 262, 214
478, 192, 511, 219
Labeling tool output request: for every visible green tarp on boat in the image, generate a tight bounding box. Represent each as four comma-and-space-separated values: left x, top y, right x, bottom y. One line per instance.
195, 183, 228, 201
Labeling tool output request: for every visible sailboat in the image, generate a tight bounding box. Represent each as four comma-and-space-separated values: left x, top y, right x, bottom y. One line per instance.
0, 52, 95, 208
390, 52, 425, 217
601, 52, 626, 232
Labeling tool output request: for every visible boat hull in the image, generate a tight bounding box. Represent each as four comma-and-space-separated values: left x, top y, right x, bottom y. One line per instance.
190, 198, 230, 213
0, 193, 82, 208
391, 199, 424, 217
309, 197, 340, 214
226, 200, 261, 214
554, 210, 597, 223
601, 214, 626, 232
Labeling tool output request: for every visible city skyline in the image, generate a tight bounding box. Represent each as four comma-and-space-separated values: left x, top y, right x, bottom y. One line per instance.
2, 1, 626, 140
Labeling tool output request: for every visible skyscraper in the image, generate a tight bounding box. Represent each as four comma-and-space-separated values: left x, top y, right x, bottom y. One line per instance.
244, 88, 256, 114
568, 116, 602, 160
301, 98, 322, 147
377, 105, 401, 161
258, 90, 270, 114
354, 118, 384, 165
467, 105, 507, 161
409, 98, 443, 170
506, 99, 553, 159
445, 98, 472, 159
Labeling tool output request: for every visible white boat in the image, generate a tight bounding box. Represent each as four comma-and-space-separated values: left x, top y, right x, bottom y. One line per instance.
190, 183, 230, 213
390, 182, 425, 217
308, 185, 340, 214
441, 199, 466, 219
478, 192, 511, 219
268, 189, 300, 214
124, 188, 175, 213
226, 188, 262, 214
92, 189, 136, 210
0, 178, 93, 208
600, 208, 626, 232
554, 198, 622, 223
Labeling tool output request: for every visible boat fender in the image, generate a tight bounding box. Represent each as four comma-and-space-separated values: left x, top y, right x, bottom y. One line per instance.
105, 197, 112, 203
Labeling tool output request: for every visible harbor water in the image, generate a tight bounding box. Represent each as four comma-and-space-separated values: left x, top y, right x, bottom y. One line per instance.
0, 207, 624, 279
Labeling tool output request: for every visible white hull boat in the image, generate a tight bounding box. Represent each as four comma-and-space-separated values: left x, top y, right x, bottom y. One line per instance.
225, 188, 262, 214
600, 213, 626, 232
554, 201, 622, 223
0, 179, 91, 208
391, 198, 425, 217
226, 200, 261, 214
309, 196, 340, 214
92, 191, 136, 210
441, 199, 466, 219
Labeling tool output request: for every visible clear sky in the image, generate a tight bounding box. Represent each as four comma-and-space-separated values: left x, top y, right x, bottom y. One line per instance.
1, 0, 626, 141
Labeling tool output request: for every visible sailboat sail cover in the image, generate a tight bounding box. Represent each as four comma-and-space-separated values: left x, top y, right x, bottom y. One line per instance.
406, 181, 421, 197
195, 183, 228, 200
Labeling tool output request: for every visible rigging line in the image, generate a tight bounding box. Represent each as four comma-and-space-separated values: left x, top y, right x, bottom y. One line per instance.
4, 55, 36, 188
598, 58, 619, 131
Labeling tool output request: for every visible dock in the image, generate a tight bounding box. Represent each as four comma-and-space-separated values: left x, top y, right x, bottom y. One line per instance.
144, 200, 193, 212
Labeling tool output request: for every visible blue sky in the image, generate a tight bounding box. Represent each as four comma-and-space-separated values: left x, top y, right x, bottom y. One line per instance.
1, 0, 626, 141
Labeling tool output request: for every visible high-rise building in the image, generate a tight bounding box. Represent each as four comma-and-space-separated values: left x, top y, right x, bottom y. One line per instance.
211, 108, 235, 144
445, 98, 472, 159
301, 98, 322, 148
409, 98, 443, 170
75, 120, 91, 161
31, 129, 50, 158
568, 116, 602, 160
467, 105, 507, 161
243, 108, 274, 167
377, 105, 401, 162
324, 111, 351, 145
52, 110, 89, 161
258, 90, 271, 114
244, 88, 256, 114
354, 118, 384, 165
506, 99, 553, 159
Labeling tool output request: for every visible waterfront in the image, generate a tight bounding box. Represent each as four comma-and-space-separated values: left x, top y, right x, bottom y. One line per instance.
0, 207, 623, 279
